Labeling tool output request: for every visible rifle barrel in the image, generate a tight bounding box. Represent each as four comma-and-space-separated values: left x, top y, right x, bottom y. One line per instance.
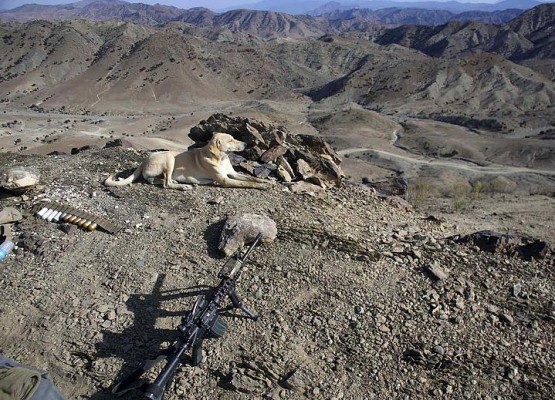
241, 233, 263, 262
143, 336, 193, 400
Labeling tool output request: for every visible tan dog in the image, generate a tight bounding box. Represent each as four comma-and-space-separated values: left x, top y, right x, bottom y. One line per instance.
104, 133, 274, 190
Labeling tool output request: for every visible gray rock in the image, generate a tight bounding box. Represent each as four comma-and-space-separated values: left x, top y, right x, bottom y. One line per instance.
500, 313, 514, 324
289, 181, 325, 196
0, 207, 23, 224
225, 371, 266, 394
219, 213, 277, 256
277, 156, 295, 180
0, 166, 40, 193
426, 263, 449, 281
296, 159, 314, 180
276, 165, 292, 182
281, 368, 306, 390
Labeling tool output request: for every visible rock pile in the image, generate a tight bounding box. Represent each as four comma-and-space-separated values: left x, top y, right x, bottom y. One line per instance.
189, 114, 344, 188
362, 176, 408, 198
452, 230, 550, 260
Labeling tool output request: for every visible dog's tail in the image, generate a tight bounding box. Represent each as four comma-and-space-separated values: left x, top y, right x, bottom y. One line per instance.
103, 164, 143, 187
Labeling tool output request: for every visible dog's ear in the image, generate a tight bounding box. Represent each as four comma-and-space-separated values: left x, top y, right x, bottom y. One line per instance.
215, 138, 222, 150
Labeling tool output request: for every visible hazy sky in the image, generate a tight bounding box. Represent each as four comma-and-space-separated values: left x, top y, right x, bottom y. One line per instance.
0, 0, 507, 11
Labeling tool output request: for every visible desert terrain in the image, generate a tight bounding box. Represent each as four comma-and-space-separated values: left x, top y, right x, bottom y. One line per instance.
0, 1, 554, 399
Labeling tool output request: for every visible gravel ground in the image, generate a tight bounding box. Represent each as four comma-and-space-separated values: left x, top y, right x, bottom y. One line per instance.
0, 148, 554, 400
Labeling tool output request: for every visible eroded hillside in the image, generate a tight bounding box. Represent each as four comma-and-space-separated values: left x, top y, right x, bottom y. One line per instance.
1, 10, 553, 132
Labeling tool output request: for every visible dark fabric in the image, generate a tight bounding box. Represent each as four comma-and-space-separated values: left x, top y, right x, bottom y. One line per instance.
0, 355, 66, 400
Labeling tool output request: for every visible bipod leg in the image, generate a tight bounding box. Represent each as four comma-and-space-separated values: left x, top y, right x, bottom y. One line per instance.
228, 284, 258, 321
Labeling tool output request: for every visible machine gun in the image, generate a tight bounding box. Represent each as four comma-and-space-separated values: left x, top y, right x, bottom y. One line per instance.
112, 234, 263, 399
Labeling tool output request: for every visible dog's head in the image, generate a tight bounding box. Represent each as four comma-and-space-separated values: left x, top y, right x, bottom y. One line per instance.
211, 132, 246, 152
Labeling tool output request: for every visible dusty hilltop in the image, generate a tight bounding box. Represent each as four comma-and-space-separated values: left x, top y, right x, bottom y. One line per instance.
0, 148, 554, 400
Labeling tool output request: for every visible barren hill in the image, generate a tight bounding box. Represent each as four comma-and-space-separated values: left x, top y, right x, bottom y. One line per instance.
1, 14, 553, 132
324, 7, 524, 25
375, 3, 555, 63
0, 2, 329, 39
375, 20, 533, 59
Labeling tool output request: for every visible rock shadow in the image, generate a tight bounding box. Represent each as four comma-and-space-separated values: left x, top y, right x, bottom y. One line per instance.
204, 218, 226, 259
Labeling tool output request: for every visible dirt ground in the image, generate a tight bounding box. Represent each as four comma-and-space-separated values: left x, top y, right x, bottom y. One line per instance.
0, 148, 554, 400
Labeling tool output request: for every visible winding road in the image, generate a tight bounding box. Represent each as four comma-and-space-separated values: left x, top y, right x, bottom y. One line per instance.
338, 128, 555, 177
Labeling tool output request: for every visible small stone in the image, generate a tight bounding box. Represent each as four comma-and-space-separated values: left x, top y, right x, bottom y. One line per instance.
219, 213, 277, 256
289, 181, 325, 196
59, 224, 78, 235
208, 196, 224, 205
426, 263, 448, 280
355, 305, 364, 314
465, 286, 476, 302
97, 304, 109, 313
101, 320, 112, 329
433, 346, 444, 355
486, 304, 499, 314
500, 313, 514, 324
455, 297, 465, 310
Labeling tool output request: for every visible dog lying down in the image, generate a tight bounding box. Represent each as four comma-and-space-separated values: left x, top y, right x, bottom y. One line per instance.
104, 132, 274, 190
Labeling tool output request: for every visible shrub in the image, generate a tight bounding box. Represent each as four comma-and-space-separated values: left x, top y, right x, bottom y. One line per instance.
408, 181, 439, 209
486, 176, 516, 194
470, 180, 484, 200
451, 183, 470, 212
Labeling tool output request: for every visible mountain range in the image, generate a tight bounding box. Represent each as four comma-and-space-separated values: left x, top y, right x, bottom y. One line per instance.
238, 0, 546, 15
0, 3, 553, 135
0, 0, 547, 27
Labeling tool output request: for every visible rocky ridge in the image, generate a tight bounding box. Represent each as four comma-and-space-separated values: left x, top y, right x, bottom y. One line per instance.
0, 1, 532, 31
0, 148, 553, 399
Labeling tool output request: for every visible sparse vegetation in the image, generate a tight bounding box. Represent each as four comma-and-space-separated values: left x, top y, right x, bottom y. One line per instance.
470, 180, 484, 200
451, 182, 470, 212
407, 181, 439, 209
485, 176, 517, 194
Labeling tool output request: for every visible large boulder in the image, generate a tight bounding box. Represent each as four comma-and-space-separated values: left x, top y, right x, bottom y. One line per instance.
0, 167, 40, 193
219, 213, 277, 256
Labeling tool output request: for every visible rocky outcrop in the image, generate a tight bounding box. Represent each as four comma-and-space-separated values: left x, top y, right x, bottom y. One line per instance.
363, 176, 408, 197
453, 230, 549, 260
189, 114, 344, 188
